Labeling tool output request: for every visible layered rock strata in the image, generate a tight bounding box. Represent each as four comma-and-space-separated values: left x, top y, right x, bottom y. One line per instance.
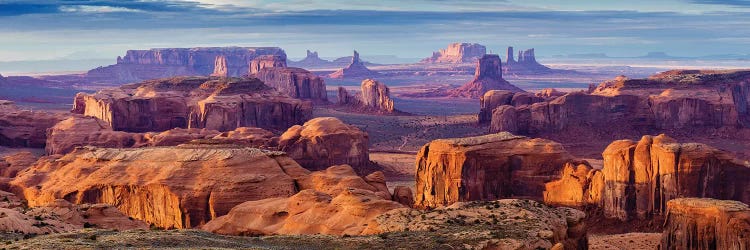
279, 117, 370, 172
421, 43, 486, 63
254, 67, 327, 104
660, 198, 750, 250
0, 102, 68, 148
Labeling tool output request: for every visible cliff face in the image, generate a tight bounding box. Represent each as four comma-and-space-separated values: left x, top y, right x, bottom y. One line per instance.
421, 43, 486, 63
600, 134, 750, 221
254, 67, 327, 104
278, 117, 370, 173
10, 144, 310, 229
88, 47, 287, 83
359, 79, 395, 113
328, 51, 379, 79
414, 132, 575, 209
0, 102, 68, 148
449, 54, 524, 98
660, 198, 750, 250
479, 90, 545, 124
248, 55, 287, 75
489, 70, 750, 136
72, 76, 312, 133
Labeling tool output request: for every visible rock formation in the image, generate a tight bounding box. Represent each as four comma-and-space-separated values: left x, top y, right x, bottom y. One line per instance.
599, 134, 750, 221
478, 90, 544, 124
543, 162, 604, 207
364, 199, 588, 250
45, 116, 277, 155
72, 76, 312, 132
0, 103, 68, 148
0, 152, 37, 179
328, 51, 379, 79
337, 87, 356, 105
202, 165, 404, 236
448, 54, 524, 98
660, 198, 750, 250
278, 117, 370, 172
89, 47, 287, 83
10, 144, 311, 229
489, 70, 750, 136
210, 55, 228, 77
337, 79, 398, 114
289, 50, 333, 68
392, 186, 414, 207
504, 47, 552, 75
248, 55, 287, 75
421, 43, 486, 63
414, 132, 576, 209
254, 67, 328, 104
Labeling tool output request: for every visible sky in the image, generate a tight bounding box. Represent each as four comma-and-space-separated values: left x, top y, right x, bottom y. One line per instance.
1, 0, 750, 62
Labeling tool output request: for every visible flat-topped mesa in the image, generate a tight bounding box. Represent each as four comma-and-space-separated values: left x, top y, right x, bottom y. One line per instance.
660, 198, 750, 250
72, 76, 312, 133
328, 50, 379, 79
248, 55, 287, 75
448, 54, 524, 98
10, 144, 311, 229
414, 132, 577, 209
421, 43, 487, 63
279, 117, 371, 173
489, 70, 750, 136
599, 134, 750, 221
89, 47, 287, 83
254, 67, 328, 104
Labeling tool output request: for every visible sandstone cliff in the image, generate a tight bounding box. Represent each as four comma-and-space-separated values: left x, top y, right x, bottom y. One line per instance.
248, 55, 287, 75
414, 132, 575, 208
478, 90, 544, 124
328, 51, 379, 79
88, 47, 287, 84
0, 103, 68, 148
202, 165, 404, 236
421, 43, 486, 63
489, 70, 750, 136
72, 76, 312, 133
337, 79, 398, 114
254, 67, 328, 104
448, 54, 524, 98
279, 117, 370, 173
660, 198, 750, 250
10, 144, 311, 229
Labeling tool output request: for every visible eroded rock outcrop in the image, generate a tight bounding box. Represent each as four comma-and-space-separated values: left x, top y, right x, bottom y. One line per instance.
337, 79, 398, 114
479, 90, 544, 124
600, 134, 750, 221
504, 47, 552, 75
421, 43, 486, 63
202, 165, 404, 236
490, 70, 750, 136
415, 132, 576, 208
449, 54, 524, 98
328, 51, 379, 79
279, 117, 370, 172
0, 103, 68, 148
87, 47, 287, 83
10, 144, 310, 229
248, 55, 287, 75
660, 198, 750, 250
365, 199, 588, 250
0, 152, 37, 179
289, 50, 333, 68
543, 162, 604, 207
254, 67, 327, 104
72, 76, 312, 132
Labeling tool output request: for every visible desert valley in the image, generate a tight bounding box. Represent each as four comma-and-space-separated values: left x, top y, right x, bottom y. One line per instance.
1, 1, 750, 249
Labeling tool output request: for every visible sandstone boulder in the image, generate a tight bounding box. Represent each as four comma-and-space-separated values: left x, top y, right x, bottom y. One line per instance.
72, 76, 312, 132
279, 117, 370, 172
414, 132, 575, 208
660, 198, 750, 250
10, 144, 310, 229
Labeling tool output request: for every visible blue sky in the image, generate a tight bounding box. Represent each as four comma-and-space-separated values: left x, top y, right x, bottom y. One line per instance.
1, 0, 750, 61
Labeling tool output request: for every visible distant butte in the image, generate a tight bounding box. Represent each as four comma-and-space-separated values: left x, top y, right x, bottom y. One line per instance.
448, 54, 524, 98
421, 43, 487, 63
328, 50, 380, 79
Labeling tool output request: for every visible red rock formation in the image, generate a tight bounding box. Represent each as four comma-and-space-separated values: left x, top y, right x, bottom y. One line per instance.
279, 117, 370, 172
504, 47, 552, 74
392, 186, 414, 207
0, 152, 38, 178
10, 144, 310, 229
248, 55, 287, 75
414, 132, 576, 208
492, 70, 750, 136
543, 162, 604, 207
254, 67, 328, 104
202, 165, 404, 236
421, 43, 486, 63
448, 54, 524, 98
478, 90, 544, 124
72, 76, 312, 133
660, 198, 750, 250
90, 47, 287, 83
360, 79, 395, 112
210, 55, 228, 77
600, 134, 750, 221
289, 50, 334, 68
328, 50, 379, 79
0, 102, 68, 148
337, 86, 356, 105
46, 116, 276, 155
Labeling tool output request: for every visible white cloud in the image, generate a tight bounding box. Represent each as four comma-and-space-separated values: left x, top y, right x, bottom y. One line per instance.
59, 5, 144, 13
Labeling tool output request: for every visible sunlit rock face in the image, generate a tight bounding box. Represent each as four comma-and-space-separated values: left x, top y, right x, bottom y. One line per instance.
72, 76, 312, 133
328, 50, 379, 79
254, 67, 328, 104
660, 198, 750, 250
421, 43, 486, 63
279, 117, 370, 173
